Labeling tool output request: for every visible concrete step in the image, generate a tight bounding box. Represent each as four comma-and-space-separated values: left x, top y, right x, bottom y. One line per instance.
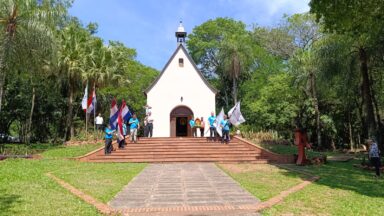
121, 142, 240, 146
88, 157, 269, 163
78, 136, 291, 163
115, 146, 253, 150
113, 149, 261, 155
130, 141, 240, 145
94, 154, 259, 159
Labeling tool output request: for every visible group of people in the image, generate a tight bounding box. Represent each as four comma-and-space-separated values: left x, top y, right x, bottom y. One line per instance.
103, 105, 155, 155
190, 112, 231, 144
103, 109, 233, 154
104, 113, 140, 155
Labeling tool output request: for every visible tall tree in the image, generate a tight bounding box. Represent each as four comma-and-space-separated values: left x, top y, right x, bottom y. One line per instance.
0, 0, 69, 114
187, 18, 254, 106
286, 13, 323, 147
219, 33, 253, 104
58, 20, 90, 140
310, 0, 384, 140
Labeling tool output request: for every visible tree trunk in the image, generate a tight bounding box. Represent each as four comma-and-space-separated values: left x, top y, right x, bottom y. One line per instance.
368, 73, 383, 152
348, 113, 354, 151
26, 86, 36, 144
0, 56, 5, 113
64, 82, 74, 141
232, 78, 237, 104
369, 72, 381, 124
359, 48, 376, 137
331, 139, 336, 151
310, 72, 321, 148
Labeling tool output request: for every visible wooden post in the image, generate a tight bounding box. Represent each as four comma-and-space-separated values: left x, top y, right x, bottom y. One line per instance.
295, 129, 308, 165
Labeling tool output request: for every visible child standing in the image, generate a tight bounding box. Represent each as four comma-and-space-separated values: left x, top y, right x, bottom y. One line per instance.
104, 125, 114, 154
208, 112, 216, 141
220, 115, 230, 144
200, 117, 205, 137
129, 114, 140, 143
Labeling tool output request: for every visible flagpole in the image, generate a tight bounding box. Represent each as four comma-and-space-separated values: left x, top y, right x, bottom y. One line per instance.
85, 81, 88, 140
93, 83, 96, 140
86, 112, 88, 139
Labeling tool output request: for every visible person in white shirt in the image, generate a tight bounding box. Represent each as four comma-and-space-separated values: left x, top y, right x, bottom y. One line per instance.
95, 113, 104, 138
146, 112, 154, 137
144, 104, 152, 116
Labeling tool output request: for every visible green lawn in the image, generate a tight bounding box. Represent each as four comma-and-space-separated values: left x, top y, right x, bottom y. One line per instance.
219, 159, 384, 215
264, 160, 384, 215
0, 144, 146, 216
218, 163, 305, 201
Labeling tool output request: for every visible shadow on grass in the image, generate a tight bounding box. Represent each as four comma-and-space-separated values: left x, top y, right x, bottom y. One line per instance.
0, 190, 22, 215
278, 159, 384, 198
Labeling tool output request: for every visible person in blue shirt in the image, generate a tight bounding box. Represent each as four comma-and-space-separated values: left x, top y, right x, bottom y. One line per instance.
104, 125, 115, 155
189, 118, 196, 137
220, 115, 230, 144
129, 114, 140, 143
208, 112, 217, 141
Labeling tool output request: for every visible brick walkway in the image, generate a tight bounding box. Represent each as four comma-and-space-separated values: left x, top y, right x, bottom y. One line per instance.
109, 163, 260, 214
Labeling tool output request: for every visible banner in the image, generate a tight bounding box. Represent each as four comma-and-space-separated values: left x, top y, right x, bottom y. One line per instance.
81, 83, 88, 111
109, 98, 118, 130
86, 89, 96, 114
228, 101, 245, 126
215, 107, 224, 137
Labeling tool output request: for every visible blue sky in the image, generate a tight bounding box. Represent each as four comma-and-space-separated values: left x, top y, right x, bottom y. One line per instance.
69, 0, 310, 71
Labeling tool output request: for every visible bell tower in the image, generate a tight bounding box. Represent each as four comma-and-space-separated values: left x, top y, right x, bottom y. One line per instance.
175, 21, 187, 45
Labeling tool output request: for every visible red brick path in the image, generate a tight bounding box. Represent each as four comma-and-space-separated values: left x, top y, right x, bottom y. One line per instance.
47, 170, 319, 215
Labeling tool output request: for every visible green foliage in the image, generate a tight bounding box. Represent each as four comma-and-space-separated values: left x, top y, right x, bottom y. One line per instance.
0, 1, 158, 142
310, 0, 384, 40
187, 17, 256, 106
1, 1, 383, 151
244, 73, 299, 137
310, 0, 384, 149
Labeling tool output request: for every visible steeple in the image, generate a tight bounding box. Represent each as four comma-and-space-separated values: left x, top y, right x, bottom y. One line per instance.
175, 21, 187, 46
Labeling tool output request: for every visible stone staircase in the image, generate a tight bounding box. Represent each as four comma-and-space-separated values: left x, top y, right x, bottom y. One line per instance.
78, 136, 294, 163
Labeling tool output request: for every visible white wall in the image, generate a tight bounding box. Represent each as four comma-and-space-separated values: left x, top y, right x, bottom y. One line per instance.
147, 46, 216, 137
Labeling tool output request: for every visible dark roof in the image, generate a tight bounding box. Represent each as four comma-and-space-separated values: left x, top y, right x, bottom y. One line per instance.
144, 44, 218, 96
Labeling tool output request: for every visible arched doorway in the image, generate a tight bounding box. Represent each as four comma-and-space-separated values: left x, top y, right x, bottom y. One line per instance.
170, 106, 193, 137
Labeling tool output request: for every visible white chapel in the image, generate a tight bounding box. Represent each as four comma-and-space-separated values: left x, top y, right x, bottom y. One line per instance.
145, 22, 217, 137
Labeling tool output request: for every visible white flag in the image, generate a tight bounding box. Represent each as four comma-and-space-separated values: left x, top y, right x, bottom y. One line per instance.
81, 83, 88, 111
215, 107, 224, 137
228, 101, 246, 126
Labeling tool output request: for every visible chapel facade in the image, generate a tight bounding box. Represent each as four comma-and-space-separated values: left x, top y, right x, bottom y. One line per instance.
145, 22, 217, 137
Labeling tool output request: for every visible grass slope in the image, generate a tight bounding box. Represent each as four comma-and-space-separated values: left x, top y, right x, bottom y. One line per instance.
218, 164, 305, 201
0, 144, 146, 216
264, 160, 384, 215
219, 160, 384, 215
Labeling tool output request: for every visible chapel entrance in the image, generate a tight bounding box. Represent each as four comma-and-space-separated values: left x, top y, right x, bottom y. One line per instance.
170, 106, 193, 137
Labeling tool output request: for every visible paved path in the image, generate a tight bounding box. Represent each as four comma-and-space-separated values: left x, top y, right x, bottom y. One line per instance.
109, 163, 260, 212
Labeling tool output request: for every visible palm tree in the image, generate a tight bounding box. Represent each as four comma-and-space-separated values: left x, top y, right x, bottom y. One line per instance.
58, 23, 126, 141
0, 0, 65, 112
0, 0, 66, 142
58, 21, 90, 141
291, 49, 322, 148
219, 33, 253, 104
